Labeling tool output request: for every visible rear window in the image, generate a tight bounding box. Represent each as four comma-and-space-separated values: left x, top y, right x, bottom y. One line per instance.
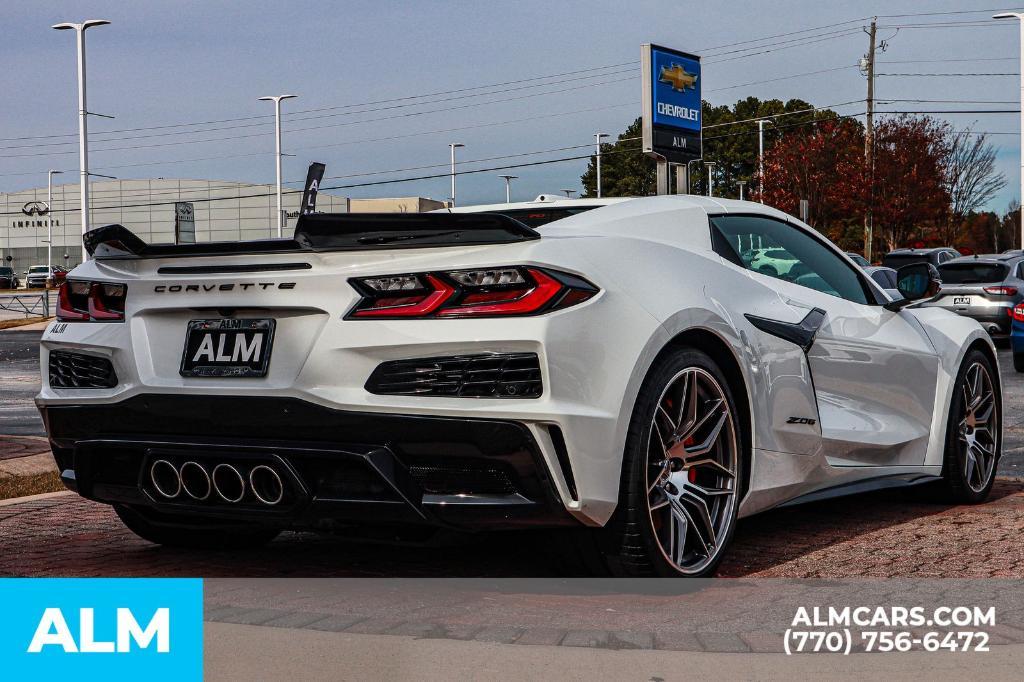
882, 253, 929, 268
938, 263, 1009, 284
487, 207, 600, 228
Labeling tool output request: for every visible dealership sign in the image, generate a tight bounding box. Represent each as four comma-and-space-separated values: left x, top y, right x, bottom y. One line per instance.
174, 202, 195, 245
641, 43, 702, 164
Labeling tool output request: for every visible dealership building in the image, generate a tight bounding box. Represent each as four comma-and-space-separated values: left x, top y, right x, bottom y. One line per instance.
0, 178, 446, 273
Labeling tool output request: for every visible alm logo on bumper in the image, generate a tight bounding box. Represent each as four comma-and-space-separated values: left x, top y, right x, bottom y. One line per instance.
0, 578, 202, 681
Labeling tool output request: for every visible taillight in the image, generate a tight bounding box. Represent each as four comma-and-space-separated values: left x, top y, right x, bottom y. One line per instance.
347, 266, 598, 319
1013, 303, 1024, 322
57, 280, 126, 322
984, 286, 1017, 296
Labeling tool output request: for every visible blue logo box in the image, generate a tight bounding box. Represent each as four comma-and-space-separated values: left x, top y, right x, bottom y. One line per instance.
651, 47, 702, 132
0, 578, 203, 681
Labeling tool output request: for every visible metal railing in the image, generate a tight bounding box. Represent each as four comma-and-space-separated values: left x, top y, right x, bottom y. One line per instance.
0, 290, 52, 319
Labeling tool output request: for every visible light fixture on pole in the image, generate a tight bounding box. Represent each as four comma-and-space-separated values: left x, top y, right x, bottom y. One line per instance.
560, 189, 577, 198
498, 175, 517, 203
737, 180, 747, 201
448, 143, 465, 207
594, 132, 609, 198
704, 162, 717, 197
46, 170, 63, 279
995, 12, 1024, 248
51, 18, 110, 262
258, 94, 298, 237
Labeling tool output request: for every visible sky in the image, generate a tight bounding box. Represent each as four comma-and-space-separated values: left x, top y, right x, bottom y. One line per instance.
0, 0, 1021, 210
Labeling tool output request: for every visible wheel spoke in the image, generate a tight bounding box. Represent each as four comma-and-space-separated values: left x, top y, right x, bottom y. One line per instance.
684, 411, 730, 458
672, 497, 709, 557
682, 398, 724, 442
668, 500, 689, 564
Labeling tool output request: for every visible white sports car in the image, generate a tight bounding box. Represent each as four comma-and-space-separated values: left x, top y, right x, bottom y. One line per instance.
36, 196, 1000, 576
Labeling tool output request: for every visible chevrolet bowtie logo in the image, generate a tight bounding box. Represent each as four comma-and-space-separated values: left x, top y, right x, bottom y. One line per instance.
659, 63, 698, 92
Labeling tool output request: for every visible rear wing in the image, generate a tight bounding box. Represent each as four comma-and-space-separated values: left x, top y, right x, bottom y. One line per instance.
83, 212, 539, 260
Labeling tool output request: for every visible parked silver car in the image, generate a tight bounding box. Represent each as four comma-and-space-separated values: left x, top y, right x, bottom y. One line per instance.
920, 253, 1024, 337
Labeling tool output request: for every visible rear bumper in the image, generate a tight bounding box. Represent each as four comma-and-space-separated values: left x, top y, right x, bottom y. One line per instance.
921, 302, 1012, 335
38, 394, 580, 531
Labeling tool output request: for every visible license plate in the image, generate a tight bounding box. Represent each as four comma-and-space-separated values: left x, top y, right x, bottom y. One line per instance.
953, 296, 972, 306
180, 319, 275, 377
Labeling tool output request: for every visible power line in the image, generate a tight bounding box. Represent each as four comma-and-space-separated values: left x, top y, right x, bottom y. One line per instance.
877, 72, 1019, 77
0, 149, 639, 216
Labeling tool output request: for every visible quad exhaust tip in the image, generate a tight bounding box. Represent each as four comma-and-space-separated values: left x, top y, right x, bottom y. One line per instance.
149, 459, 181, 499
149, 460, 285, 505
179, 461, 211, 501
249, 465, 284, 506
212, 463, 246, 503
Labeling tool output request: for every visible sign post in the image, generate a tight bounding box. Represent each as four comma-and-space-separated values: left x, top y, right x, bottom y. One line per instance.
174, 202, 195, 244
642, 44, 702, 195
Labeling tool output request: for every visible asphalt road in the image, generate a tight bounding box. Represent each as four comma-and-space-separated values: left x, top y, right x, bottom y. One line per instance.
5, 328, 1024, 475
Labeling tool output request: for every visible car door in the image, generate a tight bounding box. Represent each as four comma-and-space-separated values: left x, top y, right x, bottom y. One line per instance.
711, 214, 940, 466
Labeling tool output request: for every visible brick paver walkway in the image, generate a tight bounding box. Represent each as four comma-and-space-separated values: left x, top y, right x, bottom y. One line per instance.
2, 481, 1022, 578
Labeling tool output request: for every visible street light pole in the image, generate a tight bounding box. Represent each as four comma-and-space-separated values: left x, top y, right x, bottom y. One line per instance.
258, 94, 297, 237
52, 19, 109, 261
995, 12, 1024, 248
449, 143, 464, 206
594, 132, 609, 198
498, 175, 517, 203
46, 170, 63, 276
704, 162, 717, 197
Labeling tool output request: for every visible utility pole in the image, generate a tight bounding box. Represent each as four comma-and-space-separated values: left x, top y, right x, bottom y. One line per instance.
862, 17, 878, 262
594, 132, 609, 198
756, 120, 766, 203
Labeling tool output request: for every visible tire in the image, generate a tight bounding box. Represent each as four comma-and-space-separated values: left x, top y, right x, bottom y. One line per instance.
939, 349, 1001, 504
114, 504, 281, 549
1014, 352, 1024, 373
581, 347, 745, 577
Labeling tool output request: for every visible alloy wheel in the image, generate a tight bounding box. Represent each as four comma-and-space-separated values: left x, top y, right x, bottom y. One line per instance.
646, 367, 738, 575
958, 361, 998, 493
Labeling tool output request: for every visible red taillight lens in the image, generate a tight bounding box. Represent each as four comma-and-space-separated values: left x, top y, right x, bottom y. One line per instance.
348, 266, 597, 319
1013, 304, 1024, 322
57, 281, 90, 321
57, 280, 126, 322
985, 286, 1017, 296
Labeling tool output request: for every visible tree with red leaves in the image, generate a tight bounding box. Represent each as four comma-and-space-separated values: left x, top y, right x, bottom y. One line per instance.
760, 114, 954, 255
870, 116, 951, 252
758, 118, 865, 248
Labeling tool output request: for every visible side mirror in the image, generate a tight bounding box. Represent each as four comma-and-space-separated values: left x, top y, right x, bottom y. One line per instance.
885, 262, 941, 311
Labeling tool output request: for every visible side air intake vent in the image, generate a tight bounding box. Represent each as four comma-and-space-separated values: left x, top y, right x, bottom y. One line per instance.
366, 352, 542, 398
49, 351, 118, 389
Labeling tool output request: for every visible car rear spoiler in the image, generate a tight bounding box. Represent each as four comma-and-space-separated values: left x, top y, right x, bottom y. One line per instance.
83, 212, 540, 259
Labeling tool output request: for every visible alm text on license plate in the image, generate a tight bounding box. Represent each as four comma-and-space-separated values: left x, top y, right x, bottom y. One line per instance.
953, 296, 972, 306
180, 318, 275, 378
